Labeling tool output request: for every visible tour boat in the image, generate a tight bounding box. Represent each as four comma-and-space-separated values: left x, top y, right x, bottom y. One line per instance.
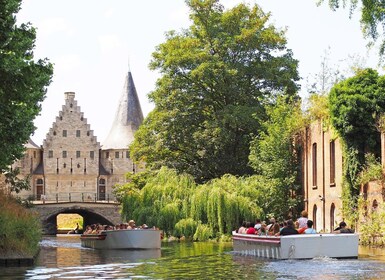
232, 231, 359, 259
80, 229, 162, 249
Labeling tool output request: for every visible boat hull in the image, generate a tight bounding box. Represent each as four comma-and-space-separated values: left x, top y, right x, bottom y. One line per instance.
81, 229, 162, 249
232, 231, 359, 259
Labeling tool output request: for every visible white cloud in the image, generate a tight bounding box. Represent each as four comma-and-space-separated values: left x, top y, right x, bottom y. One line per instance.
98, 35, 122, 53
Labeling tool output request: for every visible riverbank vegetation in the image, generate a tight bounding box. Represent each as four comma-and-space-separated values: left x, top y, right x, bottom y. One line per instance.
0, 191, 41, 258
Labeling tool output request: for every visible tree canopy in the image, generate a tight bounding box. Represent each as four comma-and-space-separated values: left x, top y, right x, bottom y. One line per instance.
130, 0, 300, 183
0, 0, 53, 171
329, 68, 385, 193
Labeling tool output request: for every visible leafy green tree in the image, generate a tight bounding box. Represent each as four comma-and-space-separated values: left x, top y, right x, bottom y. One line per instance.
130, 0, 299, 183
329, 68, 385, 197
0, 0, 53, 171
317, 0, 385, 58
249, 97, 306, 218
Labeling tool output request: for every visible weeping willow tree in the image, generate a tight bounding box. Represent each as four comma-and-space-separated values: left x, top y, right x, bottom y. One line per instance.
116, 167, 264, 240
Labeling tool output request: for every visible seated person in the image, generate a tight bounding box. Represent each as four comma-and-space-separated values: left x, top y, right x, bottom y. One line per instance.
304, 220, 316, 234
238, 221, 247, 234
128, 220, 136, 229
334, 221, 354, 233
246, 222, 256, 234
277, 219, 298, 236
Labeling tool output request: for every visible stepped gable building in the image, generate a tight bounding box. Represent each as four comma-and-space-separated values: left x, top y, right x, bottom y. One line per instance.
10, 70, 144, 201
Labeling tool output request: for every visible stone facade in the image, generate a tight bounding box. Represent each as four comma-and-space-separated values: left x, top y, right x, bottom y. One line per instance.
11, 70, 144, 202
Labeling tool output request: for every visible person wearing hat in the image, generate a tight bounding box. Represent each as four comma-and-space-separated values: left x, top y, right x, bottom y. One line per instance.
128, 220, 136, 229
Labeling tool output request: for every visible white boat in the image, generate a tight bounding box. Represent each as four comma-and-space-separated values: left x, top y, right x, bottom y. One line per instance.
232, 231, 359, 259
80, 229, 162, 249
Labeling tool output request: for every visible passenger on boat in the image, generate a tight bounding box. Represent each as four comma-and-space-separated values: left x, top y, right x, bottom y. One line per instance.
254, 219, 262, 233
277, 219, 298, 236
304, 220, 316, 234
246, 222, 256, 234
84, 225, 92, 234
297, 210, 308, 229
128, 220, 136, 229
334, 221, 354, 233
269, 223, 280, 236
266, 218, 275, 232
238, 221, 247, 234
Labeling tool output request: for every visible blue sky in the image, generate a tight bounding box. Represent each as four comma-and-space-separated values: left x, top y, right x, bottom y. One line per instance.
17, 0, 380, 145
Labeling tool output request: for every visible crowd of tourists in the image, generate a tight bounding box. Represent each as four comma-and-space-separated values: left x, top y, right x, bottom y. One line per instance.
237, 210, 354, 236
83, 220, 152, 235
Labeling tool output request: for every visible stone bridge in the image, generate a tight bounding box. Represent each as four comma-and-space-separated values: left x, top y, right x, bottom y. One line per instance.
31, 202, 122, 235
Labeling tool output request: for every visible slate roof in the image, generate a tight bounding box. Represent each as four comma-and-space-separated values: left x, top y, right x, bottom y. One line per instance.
102, 70, 144, 150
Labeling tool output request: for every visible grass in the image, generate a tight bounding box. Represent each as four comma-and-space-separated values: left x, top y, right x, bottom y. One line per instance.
0, 191, 41, 258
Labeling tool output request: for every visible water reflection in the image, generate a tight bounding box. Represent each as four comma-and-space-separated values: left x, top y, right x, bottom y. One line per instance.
3, 236, 385, 279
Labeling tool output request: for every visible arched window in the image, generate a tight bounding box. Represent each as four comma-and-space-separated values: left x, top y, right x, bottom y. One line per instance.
330, 203, 335, 232
36, 178, 44, 200
313, 204, 317, 231
330, 140, 335, 185
312, 143, 317, 188
98, 178, 106, 200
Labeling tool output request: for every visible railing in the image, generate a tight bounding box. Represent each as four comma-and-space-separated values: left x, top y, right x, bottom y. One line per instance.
14, 193, 118, 204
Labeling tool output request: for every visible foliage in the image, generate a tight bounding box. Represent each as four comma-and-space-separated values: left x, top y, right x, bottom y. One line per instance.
0, 0, 53, 171
317, 0, 385, 58
130, 0, 300, 183
193, 223, 213, 241
2, 167, 31, 193
358, 153, 384, 186
359, 201, 385, 246
306, 93, 330, 122
0, 191, 41, 257
174, 218, 198, 239
249, 97, 305, 218
329, 68, 385, 204
119, 167, 265, 238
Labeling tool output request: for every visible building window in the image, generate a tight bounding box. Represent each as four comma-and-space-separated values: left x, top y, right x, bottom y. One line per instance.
115, 151, 119, 158
330, 203, 335, 232
312, 143, 317, 188
76, 151, 81, 158
63, 130, 67, 137
373, 200, 379, 211
90, 151, 94, 159
126, 151, 129, 158
106, 152, 109, 158
330, 140, 335, 185
33, 151, 37, 158
81, 116, 84, 121
87, 131, 90, 136
48, 150, 53, 158
62, 151, 67, 158
76, 130, 81, 137
53, 131, 56, 136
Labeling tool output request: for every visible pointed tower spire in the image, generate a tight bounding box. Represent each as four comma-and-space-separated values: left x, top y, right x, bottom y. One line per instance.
102, 69, 144, 149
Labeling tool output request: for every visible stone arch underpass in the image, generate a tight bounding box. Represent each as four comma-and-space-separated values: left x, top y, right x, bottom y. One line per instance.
32, 202, 122, 235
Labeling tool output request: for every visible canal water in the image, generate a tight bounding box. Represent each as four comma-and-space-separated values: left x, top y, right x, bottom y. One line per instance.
2, 235, 385, 279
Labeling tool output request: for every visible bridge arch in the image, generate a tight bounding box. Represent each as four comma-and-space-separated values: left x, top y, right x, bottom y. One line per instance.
33, 202, 122, 235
